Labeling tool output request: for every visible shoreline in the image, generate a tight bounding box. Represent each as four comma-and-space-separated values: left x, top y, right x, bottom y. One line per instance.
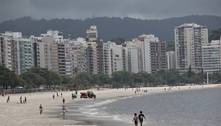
0, 84, 220, 126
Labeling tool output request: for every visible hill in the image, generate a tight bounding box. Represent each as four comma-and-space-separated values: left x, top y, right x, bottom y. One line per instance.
0, 15, 221, 41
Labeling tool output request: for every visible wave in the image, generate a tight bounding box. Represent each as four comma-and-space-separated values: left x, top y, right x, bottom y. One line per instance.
76, 95, 137, 124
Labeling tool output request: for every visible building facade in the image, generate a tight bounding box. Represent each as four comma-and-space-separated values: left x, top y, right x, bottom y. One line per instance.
16, 38, 34, 74
175, 23, 208, 72
166, 51, 176, 70
202, 39, 221, 73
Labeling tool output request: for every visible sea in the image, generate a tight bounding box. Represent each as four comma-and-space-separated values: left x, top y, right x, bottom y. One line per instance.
49, 87, 221, 126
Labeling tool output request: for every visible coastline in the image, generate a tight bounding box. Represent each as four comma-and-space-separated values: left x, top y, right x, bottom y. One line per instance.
0, 84, 220, 126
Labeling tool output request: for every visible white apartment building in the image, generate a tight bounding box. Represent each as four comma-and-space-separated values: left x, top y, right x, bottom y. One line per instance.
103, 42, 113, 75
0, 32, 35, 74
86, 42, 98, 74
166, 51, 176, 70
0, 32, 23, 74
16, 38, 34, 74
128, 47, 140, 73
175, 23, 208, 72
127, 34, 167, 73
103, 41, 124, 76
67, 39, 87, 76
0, 33, 17, 71
202, 39, 221, 73
86, 25, 98, 42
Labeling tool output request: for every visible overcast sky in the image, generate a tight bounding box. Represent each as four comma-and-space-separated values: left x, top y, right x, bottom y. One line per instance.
1, 0, 221, 22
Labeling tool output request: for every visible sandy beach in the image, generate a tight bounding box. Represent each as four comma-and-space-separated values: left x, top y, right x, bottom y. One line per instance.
0, 84, 220, 126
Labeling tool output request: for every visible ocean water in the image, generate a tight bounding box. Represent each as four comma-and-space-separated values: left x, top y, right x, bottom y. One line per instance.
56, 87, 221, 126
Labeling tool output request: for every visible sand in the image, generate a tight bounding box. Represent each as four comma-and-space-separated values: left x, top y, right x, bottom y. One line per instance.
0, 84, 220, 126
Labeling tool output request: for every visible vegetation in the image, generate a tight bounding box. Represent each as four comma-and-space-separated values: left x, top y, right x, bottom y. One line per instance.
0, 66, 22, 89
166, 41, 175, 51
20, 67, 61, 88
0, 65, 220, 90
209, 28, 221, 41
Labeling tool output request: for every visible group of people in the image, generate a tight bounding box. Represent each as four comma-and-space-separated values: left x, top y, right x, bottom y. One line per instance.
133, 111, 146, 126
5, 95, 27, 104
19, 96, 27, 104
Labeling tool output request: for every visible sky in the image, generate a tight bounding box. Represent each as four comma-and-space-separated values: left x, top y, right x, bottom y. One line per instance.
0, 0, 221, 22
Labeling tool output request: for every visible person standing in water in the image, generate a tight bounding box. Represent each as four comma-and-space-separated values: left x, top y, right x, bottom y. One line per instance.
138, 111, 145, 126
39, 104, 43, 115
133, 113, 139, 126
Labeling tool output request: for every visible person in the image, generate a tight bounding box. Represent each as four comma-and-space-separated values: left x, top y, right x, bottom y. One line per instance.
133, 113, 139, 126
138, 111, 145, 126
6, 96, 10, 103
20, 96, 23, 104
71, 93, 75, 100
24, 96, 27, 103
56, 92, 59, 97
62, 98, 65, 104
39, 104, 43, 114
52, 94, 55, 100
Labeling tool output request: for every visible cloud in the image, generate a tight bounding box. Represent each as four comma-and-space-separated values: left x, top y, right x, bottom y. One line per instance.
0, 0, 221, 22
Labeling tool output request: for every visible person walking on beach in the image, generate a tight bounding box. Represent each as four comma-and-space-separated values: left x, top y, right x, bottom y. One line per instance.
24, 96, 27, 103
39, 104, 43, 115
52, 94, 55, 100
138, 111, 145, 126
6, 96, 10, 103
62, 98, 65, 104
20, 96, 23, 104
133, 113, 139, 126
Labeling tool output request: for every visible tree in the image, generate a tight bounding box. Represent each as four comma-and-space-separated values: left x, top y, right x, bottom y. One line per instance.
0, 65, 22, 89
46, 71, 62, 88
209, 28, 221, 41
21, 72, 46, 88
21, 67, 61, 88
74, 72, 92, 89
111, 71, 132, 87
166, 41, 175, 51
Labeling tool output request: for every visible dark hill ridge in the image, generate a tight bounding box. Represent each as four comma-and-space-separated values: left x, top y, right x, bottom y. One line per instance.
0, 15, 221, 41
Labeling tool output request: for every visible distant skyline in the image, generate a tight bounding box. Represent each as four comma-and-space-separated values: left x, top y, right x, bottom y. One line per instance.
1, 0, 221, 22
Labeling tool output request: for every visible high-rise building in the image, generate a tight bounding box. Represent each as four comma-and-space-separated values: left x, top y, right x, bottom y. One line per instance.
68, 39, 87, 75
139, 34, 167, 73
128, 47, 140, 73
166, 51, 176, 70
32, 31, 72, 76
86, 25, 104, 75
0, 33, 16, 72
103, 41, 124, 76
86, 42, 98, 74
86, 25, 98, 42
128, 34, 167, 73
0, 32, 23, 74
202, 39, 221, 73
16, 38, 34, 74
122, 47, 128, 72
103, 42, 113, 75
175, 23, 208, 72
